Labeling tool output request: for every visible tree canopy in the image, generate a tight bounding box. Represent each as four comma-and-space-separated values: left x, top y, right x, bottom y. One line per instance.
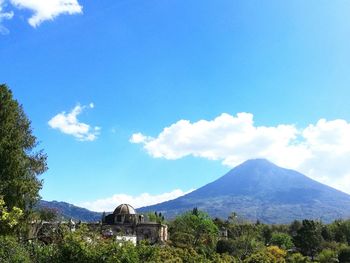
0, 84, 47, 212
169, 208, 219, 254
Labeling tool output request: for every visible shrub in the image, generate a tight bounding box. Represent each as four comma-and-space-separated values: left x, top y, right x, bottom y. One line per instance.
243, 246, 286, 263
270, 232, 294, 250
0, 236, 30, 263
339, 246, 350, 263
217, 239, 236, 254
286, 253, 311, 263
317, 248, 338, 263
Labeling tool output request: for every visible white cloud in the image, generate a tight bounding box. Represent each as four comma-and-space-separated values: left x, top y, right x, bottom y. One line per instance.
129, 132, 151, 144
79, 189, 194, 212
131, 113, 350, 194
0, 0, 13, 34
10, 0, 82, 27
0, 0, 82, 30
48, 103, 100, 141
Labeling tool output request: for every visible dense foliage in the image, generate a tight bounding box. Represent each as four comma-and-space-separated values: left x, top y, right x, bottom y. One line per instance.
0, 197, 23, 235
169, 208, 219, 254
0, 84, 47, 222
2, 215, 350, 262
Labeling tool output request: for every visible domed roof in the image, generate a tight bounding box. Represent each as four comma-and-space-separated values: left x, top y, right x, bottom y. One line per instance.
113, 204, 136, 215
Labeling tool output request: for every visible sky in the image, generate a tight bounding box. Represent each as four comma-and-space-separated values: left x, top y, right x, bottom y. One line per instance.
1, 0, 350, 212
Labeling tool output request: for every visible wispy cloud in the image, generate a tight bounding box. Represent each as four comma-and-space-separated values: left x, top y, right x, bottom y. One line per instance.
0, 0, 82, 32
131, 113, 350, 194
79, 189, 194, 212
10, 0, 82, 27
48, 103, 100, 141
0, 0, 13, 34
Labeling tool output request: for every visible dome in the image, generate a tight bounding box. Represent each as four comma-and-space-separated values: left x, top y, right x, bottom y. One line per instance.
113, 204, 136, 215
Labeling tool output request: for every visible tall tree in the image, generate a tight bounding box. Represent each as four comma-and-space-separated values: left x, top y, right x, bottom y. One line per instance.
169, 209, 219, 254
0, 84, 47, 211
294, 220, 322, 260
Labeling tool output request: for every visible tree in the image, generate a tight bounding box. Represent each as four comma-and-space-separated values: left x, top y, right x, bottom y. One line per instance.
293, 220, 322, 260
270, 232, 294, 250
0, 84, 47, 212
36, 208, 58, 222
289, 220, 302, 238
147, 212, 165, 224
259, 224, 273, 245
169, 209, 219, 254
226, 222, 263, 261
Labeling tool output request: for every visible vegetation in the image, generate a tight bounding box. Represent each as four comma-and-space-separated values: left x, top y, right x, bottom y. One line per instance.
0, 197, 23, 235
169, 208, 219, 254
146, 211, 165, 224
0, 84, 47, 236
2, 214, 350, 262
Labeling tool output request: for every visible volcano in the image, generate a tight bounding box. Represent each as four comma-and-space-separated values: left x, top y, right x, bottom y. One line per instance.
139, 159, 350, 223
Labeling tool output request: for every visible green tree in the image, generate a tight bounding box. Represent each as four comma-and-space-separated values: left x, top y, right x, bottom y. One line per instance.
228, 233, 264, 261
169, 209, 219, 254
225, 222, 264, 261
329, 220, 350, 244
321, 225, 333, 242
293, 220, 323, 260
270, 232, 294, 250
289, 220, 302, 238
0, 84, 47, 213
36, 207, 58, 222
260, 224, 273, 245
146, 212, 165, 224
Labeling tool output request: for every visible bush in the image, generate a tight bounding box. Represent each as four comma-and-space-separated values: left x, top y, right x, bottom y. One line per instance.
26, 242, 59, 263
243, 246, 286, 263
286, 253, 311, 263
339, 246, 350, 263
317, 248, 338, 263
266, 246, 287, 261
0, 236, 30, 263
270, 232, 294, 250
217, 239, 236, 254
243, 250, 275, 263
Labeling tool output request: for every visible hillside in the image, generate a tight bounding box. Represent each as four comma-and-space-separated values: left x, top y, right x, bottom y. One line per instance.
138, 159, 350, 223
38, 200, 102, 222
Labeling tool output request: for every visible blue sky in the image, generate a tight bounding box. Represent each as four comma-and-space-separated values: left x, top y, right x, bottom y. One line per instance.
1, 0, 350, 211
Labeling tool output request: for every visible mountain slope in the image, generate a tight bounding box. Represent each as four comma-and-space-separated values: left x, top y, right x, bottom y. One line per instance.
138, 159, 350, 223
38, 200, 102, 222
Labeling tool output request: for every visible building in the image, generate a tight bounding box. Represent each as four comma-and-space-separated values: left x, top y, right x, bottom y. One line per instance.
102, 204, 168, 245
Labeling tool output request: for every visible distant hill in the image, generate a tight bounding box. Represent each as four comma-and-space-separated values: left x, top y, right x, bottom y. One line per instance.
38, 200, 102, 222
138, 159, 350, 224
